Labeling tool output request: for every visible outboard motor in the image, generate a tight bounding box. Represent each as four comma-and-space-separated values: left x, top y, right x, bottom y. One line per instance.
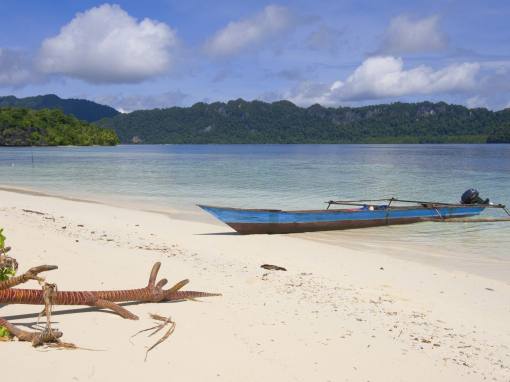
461, 189, 489, 205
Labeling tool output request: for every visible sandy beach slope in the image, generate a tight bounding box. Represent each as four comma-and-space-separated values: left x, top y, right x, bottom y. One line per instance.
1, 188, 509, 381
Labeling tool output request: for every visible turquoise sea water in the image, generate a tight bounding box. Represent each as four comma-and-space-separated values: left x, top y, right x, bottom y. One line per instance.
1, 144, 509, 279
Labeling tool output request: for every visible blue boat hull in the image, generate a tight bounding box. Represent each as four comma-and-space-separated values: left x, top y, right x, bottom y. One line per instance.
199, 205, 485, 234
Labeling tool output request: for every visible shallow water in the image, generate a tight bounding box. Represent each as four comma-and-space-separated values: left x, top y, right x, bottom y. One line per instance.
1, 144, 509, 280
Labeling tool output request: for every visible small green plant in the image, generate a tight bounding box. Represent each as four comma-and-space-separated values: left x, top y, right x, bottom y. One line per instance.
0, 326, 10, 338
0, 228, 5, 249
0, 266, 16, 281
0, 228, 15, 281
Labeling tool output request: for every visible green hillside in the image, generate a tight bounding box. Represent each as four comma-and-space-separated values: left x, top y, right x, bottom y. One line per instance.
96, 100, 510, 144
0, 94, 119, 122
0, 107, 119, 146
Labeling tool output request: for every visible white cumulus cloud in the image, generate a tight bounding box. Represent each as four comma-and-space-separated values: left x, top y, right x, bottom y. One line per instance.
379, 15, 447, 54
288, 56, 480, 106
204, 5, 293, 57
37, 4, 178, 83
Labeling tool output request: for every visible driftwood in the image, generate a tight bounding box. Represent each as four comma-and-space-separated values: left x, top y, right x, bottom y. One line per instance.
261, 264, 287, 271
0, 257, 220, 347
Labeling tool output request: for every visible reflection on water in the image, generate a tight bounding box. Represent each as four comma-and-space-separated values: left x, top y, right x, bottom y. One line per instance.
1, 144, 509, 280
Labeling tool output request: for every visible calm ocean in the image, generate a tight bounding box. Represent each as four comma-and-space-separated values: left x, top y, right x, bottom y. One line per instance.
1, 144, 509, 279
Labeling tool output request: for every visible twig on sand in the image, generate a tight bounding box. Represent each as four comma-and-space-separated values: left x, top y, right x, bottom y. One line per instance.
132, 314, 176, 361
261, 264, 287, 271
22, 209, 45, 215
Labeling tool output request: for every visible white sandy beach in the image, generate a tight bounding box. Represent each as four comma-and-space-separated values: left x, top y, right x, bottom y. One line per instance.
1, 187, 509, 381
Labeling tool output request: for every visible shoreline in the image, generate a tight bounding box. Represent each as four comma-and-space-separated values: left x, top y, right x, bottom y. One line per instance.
2, 183, 509, 282
1, 187, 509, 381
0, 183, 213, 224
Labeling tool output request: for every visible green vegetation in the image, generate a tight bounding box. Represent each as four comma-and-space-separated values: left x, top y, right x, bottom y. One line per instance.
0, 229, 15, 281
2, 97, 509, 144
0, 107, 119, 146
0, 229, 5, 250
487, 122, 510, 143
0, 326, 9, 338
96, 100, 510, 144
0, 94, 119, 122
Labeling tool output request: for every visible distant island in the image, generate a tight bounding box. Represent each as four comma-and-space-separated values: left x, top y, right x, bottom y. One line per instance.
96, 99, 510, 144
1, 95, 510, 144
0, 94, 119, 122
0, 108, 119, 146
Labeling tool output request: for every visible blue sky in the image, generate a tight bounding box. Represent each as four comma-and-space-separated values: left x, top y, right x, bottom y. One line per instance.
0, 0, 509, 111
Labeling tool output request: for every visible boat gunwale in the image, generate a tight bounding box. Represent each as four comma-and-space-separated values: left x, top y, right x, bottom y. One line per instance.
197, 204, 487, 215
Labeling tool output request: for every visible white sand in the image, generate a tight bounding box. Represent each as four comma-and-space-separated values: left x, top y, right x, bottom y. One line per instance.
1, 188, 509, 381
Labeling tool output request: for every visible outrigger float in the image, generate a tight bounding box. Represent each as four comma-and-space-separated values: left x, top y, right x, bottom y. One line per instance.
199, 189, 510, 235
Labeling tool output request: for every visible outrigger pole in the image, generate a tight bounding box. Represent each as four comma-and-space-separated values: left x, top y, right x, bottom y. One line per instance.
325, 197, 509, 217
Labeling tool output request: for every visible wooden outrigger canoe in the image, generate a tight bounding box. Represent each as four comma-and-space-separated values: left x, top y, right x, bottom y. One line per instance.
198, 196, 508, 234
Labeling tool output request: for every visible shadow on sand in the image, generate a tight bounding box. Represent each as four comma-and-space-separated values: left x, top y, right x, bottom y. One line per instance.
1, 300, 178, 322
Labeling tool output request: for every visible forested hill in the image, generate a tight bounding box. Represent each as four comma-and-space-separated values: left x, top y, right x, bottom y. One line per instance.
96, 100, 510, 144
0, 108, 119, 146
0, 94, 119, 122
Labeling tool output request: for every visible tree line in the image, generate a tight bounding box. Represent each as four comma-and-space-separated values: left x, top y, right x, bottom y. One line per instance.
96, 100, 510, 144
0, 108, 119, 146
